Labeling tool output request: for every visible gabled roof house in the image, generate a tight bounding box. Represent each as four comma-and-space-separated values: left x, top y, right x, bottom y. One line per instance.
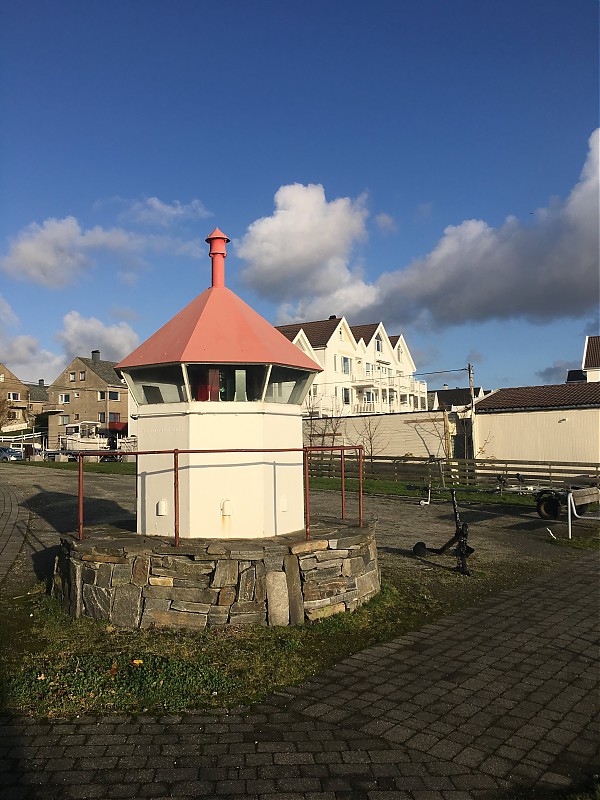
276, 315, 427, 416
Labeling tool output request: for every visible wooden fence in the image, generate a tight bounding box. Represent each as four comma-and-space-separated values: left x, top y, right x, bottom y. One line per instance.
308, 453, 600, 490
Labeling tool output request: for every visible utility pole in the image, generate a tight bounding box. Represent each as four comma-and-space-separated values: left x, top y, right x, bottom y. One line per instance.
468, 363, 476, 459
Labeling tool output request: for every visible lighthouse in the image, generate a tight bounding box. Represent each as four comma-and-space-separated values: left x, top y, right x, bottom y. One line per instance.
117, 229, 322, 539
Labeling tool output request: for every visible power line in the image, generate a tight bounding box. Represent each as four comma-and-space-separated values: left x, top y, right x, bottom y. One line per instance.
414, 368, 469, 377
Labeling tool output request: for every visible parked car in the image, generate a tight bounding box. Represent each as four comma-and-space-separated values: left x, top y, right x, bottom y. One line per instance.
0, 446, 23, 462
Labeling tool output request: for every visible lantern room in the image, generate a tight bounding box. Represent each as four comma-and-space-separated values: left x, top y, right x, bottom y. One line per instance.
117, 228, 322, 539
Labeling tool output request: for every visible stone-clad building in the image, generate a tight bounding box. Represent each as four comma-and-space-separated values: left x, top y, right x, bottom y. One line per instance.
46, 350, 130, 449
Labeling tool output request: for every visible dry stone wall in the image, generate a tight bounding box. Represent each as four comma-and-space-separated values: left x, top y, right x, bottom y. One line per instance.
53, 525, 380, 629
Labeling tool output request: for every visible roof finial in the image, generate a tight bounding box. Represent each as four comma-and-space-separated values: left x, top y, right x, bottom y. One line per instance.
206, 227, 230, 288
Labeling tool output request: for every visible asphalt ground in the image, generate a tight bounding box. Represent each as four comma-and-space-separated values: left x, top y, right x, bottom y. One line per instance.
0, 463, 598, 800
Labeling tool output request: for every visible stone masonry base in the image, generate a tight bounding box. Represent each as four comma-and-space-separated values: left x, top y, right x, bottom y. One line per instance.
52, 522, 380, 629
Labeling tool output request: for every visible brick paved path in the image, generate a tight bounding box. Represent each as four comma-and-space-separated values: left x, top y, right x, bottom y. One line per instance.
0, 474, 599, 798
0, 482, 29, 584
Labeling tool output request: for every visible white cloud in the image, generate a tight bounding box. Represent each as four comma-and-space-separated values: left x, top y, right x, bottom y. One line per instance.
374, 213, 398, 233
237, 183, 370, 309
124, 197, 212, 227
1, 216, 147, 288
0, 334, 66, 384
0, 299, 64, 381
1, 216, 205, 289
0, 302, 140, 382
372, 129, 599, 328
0, 294, 19, 328
54, 311, 139, 363
110, 306, 140, 322
239, 131, 599, 330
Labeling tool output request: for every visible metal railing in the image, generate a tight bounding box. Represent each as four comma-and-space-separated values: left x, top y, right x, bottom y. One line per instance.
567, 490, 600, 540
75, 445, 364, 546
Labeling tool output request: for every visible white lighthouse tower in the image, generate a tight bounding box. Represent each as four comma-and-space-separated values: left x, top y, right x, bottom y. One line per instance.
117, 228, 322, 540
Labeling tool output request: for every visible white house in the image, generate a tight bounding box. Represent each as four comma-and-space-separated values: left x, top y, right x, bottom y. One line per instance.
276, 316, 427, 417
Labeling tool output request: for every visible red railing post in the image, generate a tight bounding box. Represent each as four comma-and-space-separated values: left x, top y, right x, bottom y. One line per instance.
78, 454, 84, 541
173, 449, 180, 547
340, 446, 346, 519
303, 447, 311, 540
358, 446, 364, 528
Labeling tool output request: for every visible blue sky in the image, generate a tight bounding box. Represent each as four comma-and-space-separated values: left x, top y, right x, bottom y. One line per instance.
1, 0, 598, 391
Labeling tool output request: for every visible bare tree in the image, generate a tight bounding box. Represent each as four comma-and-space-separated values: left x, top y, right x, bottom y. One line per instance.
0, 399, 14, 433
403, 410, 452, 459
349, 414, 390, 463
302, 397, 347, 478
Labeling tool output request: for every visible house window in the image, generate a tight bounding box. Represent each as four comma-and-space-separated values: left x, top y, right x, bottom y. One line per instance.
74, 413, 80, 421
375, 336, 382, 352
8, 411, 17, 420
342, 387, 351, 405
365, 363, 372, 376
382, 389, 387, 402
59, 393, 70, 403
108, 391, 119, 401
0, 374, 4, 381
109, 412, 120, 423
79, 371, 86, 381
98, 412, 106, 423
333, 355, 337, 372
342, 357, 351, 374
7, 392, 20, 401
74, 392, 79, 399
365, 391, 373, 403
98, 391, 106, 400
69, 372, 76, 381
59, 415, 70, 425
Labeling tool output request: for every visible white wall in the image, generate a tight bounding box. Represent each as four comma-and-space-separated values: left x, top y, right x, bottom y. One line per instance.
136, 402, 305, 538
474, 408, 600, 463
304, 411, 456, 458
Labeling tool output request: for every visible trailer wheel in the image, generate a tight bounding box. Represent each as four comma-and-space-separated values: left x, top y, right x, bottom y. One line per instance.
536, 495, 561, 520
575, 503, 589, 516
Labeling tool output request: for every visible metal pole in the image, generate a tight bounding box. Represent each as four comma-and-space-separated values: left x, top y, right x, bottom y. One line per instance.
341, 446, 346, 519
358, 446, 364, 527
303, 447, 311, 540
174, 449, 180, 547
78, 454, 84, 541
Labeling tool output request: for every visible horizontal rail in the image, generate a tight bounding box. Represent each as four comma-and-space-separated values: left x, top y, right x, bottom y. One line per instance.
76, 445, 364, 545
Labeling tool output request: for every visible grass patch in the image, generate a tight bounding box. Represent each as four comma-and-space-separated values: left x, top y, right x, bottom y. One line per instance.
310, 475, 535, 507
0, 579, 445, 718
4, 459, 136, 476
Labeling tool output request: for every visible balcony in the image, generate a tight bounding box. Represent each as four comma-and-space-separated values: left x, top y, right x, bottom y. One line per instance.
352, 373, 375, 388
43, 404, 65, 414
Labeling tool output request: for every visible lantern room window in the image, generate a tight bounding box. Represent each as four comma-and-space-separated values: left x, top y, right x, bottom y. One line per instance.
265, 366, 312, 405
187, 364, 267, 402
127, 365, 187, 405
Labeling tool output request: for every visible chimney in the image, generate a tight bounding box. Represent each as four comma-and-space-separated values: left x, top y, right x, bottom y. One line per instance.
205, 228, 230, 289
443, 383, 449, 390
38, 379, 44, 386
92, 350, 100, 362
329, 315, 337, 320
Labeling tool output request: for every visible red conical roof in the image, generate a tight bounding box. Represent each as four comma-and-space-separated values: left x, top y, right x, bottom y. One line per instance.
117, 229, 321, 372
